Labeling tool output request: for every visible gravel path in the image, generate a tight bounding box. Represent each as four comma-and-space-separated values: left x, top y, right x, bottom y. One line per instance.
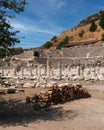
0, 82, 104, 130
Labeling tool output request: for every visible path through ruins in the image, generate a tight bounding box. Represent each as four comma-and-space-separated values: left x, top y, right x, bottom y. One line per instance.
0, 82, 104, 130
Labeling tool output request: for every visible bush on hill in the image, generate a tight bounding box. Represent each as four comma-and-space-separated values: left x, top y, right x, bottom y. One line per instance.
56, 36, 69, 49
43, 41, 53, 48
101, 33, 104, 42
79, 30, 85, 37
99, 11, 104, 29
51, 36, 57, 42
89, 21, 97, 32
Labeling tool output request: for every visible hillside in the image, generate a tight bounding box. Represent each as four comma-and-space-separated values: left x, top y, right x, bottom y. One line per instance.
42, 10, 104, 50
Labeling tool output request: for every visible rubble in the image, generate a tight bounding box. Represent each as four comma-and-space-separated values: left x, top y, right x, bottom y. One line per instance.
0, 87, 25, 94
7, 88, 16, 94
23, 83, 34, 88
0, 88, 8, 94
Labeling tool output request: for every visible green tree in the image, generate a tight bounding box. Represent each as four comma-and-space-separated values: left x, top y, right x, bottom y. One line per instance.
89, 21, 97, 32
101, 33, 104, 42
79, 30, 85, 37
99, 11, 104, 29
0, 48, 6, 58
51, 36, 57, 42
56, 36, 69, 49
0, 0, 27, 49
43, 41, 53, 48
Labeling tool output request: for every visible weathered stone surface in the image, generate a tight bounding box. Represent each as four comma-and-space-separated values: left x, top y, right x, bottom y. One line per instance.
23, 83, 34, 88
0, 88, 8, 94
0, 43, 104, 83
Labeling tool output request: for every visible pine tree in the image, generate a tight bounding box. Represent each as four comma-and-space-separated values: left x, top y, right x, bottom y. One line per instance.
89, 21, 97, 32
0, 0, 27, 49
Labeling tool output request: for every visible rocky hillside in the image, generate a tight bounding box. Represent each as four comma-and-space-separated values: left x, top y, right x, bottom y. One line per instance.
42, 10, 104, 50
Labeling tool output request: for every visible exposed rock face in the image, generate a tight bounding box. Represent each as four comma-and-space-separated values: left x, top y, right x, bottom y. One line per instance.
0, 43, 104, 84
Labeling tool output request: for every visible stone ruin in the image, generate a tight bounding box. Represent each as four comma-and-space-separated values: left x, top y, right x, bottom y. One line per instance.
0, 42, 104, 88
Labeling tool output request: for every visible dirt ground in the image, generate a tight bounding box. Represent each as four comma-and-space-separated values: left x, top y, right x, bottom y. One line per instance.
0, 82, 104, 130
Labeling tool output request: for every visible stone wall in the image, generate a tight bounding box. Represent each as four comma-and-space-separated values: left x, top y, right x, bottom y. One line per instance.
0, 56, 104, 81
0, 43, 104, 82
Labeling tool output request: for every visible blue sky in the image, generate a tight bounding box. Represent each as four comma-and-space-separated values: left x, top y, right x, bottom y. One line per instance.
11, 0, 104, 48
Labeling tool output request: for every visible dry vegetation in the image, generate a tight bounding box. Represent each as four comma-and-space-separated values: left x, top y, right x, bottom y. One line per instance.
48, 20, 104, 50
42, 10, 104, 51
60, 21, 104, 41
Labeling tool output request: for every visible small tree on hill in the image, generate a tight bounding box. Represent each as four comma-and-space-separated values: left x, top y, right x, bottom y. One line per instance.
89, 21, 97, 32
56, 36, 69, 49
99, 11, 104, 29
43, 41, 53, 48
101, 33, 104, 42
79, 30, 85, 38
51, 36, 57, 42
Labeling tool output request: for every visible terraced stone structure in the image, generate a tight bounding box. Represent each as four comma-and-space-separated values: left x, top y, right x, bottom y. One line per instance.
0, 41, 104, 83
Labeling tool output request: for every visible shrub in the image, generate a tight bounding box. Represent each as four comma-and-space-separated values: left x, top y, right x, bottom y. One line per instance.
0, 47, 23, 58
99, 11, 104, 29
89, 21, 97, 32
9, 48, 23, 56
101, 33, 104, 42
43, 41, 53, 48
79, 30, 85, 37
51, 36, 57, 42
56, 36, 69, 49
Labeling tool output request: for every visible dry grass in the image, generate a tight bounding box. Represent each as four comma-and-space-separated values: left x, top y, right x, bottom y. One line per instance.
46, 20, 104, 50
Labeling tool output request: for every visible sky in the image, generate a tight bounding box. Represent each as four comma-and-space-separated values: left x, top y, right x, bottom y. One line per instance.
11, 0, 104, 49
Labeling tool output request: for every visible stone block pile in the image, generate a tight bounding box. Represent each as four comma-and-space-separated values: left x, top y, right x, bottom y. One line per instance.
26, 84, 91, 109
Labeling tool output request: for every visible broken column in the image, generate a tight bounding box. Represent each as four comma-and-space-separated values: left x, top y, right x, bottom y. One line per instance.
46, 59, 50, 78
38, 63, 41, 79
